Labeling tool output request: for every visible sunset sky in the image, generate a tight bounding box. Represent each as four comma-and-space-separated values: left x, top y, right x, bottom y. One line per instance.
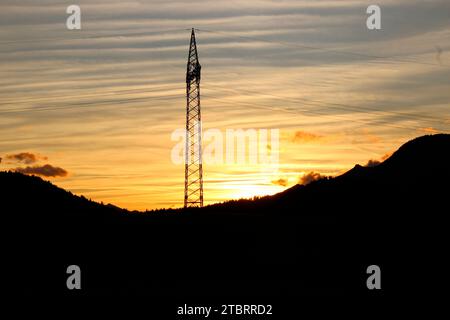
1, 0, 449, 210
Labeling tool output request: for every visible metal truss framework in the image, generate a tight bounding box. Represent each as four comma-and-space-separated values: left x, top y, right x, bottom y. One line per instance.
184, 28, 203, 208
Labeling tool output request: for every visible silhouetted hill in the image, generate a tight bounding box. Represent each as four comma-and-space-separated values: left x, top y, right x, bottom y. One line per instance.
0, 171, 127, 217
2, 134, 449, 300
275, 133, 449, 202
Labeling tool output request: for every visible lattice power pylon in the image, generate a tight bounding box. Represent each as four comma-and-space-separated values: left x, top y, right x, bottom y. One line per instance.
184, 28, 204, 208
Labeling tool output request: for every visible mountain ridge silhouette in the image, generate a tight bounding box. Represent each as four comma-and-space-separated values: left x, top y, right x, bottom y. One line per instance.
1, 134, 449, 215
2, 134, 449, 298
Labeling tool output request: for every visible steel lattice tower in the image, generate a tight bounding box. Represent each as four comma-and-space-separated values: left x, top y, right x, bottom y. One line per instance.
184, 28, 203, 208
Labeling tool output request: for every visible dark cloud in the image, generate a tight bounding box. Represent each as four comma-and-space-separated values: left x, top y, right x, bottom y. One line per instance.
365, 159, 381, 167
365, 152, 392, 167
299, 171, 327, 185
6, 152, 47, 164
271, 178, 288, 187
15, 164, 68, 177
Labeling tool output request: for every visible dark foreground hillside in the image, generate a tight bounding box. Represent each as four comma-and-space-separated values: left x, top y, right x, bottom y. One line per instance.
2, 134, 450, 303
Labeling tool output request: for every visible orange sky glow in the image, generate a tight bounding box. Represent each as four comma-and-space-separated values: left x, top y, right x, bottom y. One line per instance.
1, 0, 449, 210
